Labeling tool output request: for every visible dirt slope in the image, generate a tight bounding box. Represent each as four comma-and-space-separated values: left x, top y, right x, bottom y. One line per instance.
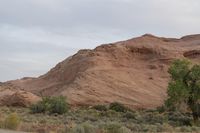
1, 34, 200, 108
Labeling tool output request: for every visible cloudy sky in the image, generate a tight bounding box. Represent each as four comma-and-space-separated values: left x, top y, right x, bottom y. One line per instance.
0, 0, 200, 81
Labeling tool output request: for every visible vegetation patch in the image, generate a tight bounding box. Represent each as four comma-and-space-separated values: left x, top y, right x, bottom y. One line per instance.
3, 113, 21, 130
30, 96, 69, 114
165, 59, 200, 124
92, 104, 108, 111
109, 102, 129, 113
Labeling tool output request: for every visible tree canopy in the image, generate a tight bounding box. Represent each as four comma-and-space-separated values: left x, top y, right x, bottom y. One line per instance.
165, 59, 200, 123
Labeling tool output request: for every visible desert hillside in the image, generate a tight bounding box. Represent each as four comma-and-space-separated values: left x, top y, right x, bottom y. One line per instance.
0, 34, 200, 109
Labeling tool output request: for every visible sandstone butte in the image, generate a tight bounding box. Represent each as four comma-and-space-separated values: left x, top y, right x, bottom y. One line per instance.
0, 34, 199, 109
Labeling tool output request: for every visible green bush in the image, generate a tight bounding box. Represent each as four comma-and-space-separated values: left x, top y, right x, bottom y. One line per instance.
30, 97, 52, 113
165, 59, 200, 123
123, 111, 136, 119
141, 112, 167, 124
167, 111, 192, 126
156, 106, 165, 113
49, 96, 69, 114
30, 96, 69, 114
30, 101, 46, 113
99, 109, 120, 118
4, 113, 21, 130
92, 105, 108, 111
109, 102, 128, 113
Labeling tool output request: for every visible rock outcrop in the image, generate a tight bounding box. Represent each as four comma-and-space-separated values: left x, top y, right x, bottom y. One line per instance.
0, 34, 200, 109
0, 90, 41, 107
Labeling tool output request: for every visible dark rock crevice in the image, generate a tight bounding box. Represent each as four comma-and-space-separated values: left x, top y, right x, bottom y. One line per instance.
183, 50, 200, 59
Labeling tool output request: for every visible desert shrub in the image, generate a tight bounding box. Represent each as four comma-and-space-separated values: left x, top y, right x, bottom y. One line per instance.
144, 109, 158, 113
69, 123, 96, 133
155, 123, 174, 132
81, 123, 96, 133
0, 114, 4, 128
99, 122, 131, 133
156, 106, 165, 113
191, 126, 200, 132
49, 96, 69, 114
103, 122, 121, 133
30, 96, 69, 114
167, 111, 192, 126
4, 113, 21, 130
127, 123, 173, 132
98, 109, 120, 118
92, 105, 108, 111
0, 120, 3, 128
142, 124, 158, 132
82, 114, 98, 122
118, 126, 132, 133
141, 112, 167, 124
125, 123, 140, 131
126, 123, 155, 132
109, 102, 128, 113
123, 111, 136, 119
30, 101, 46, 113
72, 125, 85, 133
30, 97, 52, 113
179, 126, 192, 132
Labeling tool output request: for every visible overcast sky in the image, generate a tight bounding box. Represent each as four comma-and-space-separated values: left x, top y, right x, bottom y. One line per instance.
0, 0, 200, 81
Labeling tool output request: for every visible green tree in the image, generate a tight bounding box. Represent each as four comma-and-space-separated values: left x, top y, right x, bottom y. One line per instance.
165, 59, 200, 123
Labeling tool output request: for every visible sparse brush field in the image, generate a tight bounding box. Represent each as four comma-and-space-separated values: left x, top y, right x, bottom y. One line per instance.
1, 105, 200, 133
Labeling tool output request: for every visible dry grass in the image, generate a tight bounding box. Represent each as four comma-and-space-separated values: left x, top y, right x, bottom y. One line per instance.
0, 106, 200, 133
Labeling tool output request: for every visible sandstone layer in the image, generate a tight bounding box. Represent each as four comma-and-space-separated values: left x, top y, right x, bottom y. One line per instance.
1, 34, 200, 108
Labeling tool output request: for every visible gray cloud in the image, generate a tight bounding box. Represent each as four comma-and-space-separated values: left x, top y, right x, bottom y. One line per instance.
0, 0, 200, 81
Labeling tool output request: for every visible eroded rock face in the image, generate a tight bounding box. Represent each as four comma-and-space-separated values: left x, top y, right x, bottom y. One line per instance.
0, 34, 200, 109
183, 50, 200, 59
0, 90, 41, 107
